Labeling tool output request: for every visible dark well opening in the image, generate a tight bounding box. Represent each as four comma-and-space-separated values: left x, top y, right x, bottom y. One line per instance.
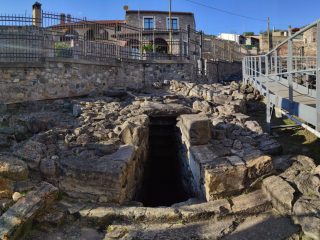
137, 116, 190, 207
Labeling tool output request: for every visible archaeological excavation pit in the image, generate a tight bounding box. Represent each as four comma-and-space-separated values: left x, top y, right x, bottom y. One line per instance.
137, 116, 191, 207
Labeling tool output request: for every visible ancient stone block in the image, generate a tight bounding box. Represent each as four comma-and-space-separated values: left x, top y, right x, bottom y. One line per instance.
119, 121, 137, 145
190, 144, 231, 166
244, 120, 263, 134
59, 144, 147, 203
203, 158, 247, 200
0, 155, 28, 181
231, 190, 271, 214
281, 155, 317, 183
0, 182, 58, 240
179, 114, 211, 145
39, 157, 56, 177
141, 102, 192, 117
294, 171, 320, 198
245, 155, 273, 180
14, 140, 47, 170
192, 100, 212, 113
212, 95, 232, 105
177, 199, 231, 220
0, 177, 14, 198
262, 175, 295, 215
293, 196, 320, 240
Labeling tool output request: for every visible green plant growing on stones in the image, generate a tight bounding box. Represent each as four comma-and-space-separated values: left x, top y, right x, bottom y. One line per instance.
21, 191, 28, 197
142, 44, 153, 53
54, 42, 73, 58
106, 225, 116, 233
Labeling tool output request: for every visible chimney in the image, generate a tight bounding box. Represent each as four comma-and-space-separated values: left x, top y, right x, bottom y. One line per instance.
67, 14, 72, 23
60, 13, 66, 24
32, 2, 42, 27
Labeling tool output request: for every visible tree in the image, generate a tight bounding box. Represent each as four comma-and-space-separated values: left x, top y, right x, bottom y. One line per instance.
243, 32, 254, 36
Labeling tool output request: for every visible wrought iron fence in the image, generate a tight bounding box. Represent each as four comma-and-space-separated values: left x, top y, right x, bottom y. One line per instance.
0, 11, 204, 62
0, 11, 246, 64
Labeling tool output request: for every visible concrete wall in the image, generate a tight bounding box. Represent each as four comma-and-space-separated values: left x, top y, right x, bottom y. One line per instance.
205, 60, 242, 83
0, 58, 195, 104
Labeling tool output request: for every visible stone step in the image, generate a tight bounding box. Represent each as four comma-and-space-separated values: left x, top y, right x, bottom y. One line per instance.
231, 190, 272, 215
104, 211, 299, 240
104, 217, 236, 240
79, 199, 231, 225
78, 191, 273, 225
0, 181, 58, 240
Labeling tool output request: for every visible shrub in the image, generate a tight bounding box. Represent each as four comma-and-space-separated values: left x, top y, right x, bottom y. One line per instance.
54, 42, 73, 58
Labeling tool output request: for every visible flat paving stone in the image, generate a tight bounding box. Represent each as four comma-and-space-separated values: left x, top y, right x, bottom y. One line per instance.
223, 212, 299, 240
104, 217, 236, 240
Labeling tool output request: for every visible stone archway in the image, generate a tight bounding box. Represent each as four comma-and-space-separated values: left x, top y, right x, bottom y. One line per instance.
152, 38, 168, 54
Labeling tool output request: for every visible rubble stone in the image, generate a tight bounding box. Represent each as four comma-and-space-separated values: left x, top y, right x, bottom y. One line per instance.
0, 155, 28, 181
0, 182, 58, 240
179, 114, 211, 145
262, 176, 295, 215
293, 196, 320, 240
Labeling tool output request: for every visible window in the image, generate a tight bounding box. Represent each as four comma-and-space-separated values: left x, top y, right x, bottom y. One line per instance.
167, 17, 179, 30
143, 17, 154, 30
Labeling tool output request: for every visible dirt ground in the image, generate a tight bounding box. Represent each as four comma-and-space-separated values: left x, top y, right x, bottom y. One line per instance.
247, 100, 320, 165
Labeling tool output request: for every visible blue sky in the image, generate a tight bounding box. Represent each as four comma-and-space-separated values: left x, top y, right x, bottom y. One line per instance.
1, 0, 319, 35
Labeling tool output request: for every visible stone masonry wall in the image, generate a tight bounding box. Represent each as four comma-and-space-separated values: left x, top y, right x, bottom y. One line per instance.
0, 59, 195, 104
206, 60, 242, 83
0, 57, 242, 104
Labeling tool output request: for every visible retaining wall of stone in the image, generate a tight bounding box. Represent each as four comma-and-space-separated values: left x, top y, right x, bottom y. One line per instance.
206, 60, 242, 83
0, 58, 195, 104
0, 58, 242, 104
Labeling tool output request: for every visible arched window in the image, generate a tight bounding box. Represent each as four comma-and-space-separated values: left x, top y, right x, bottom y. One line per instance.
153, 38, 168, 54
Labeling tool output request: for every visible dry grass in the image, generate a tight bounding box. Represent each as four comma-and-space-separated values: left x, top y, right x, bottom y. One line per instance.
247, 101, 320, 165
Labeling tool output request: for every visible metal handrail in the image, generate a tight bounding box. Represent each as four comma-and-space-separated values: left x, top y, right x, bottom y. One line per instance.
242, 19, 320, 136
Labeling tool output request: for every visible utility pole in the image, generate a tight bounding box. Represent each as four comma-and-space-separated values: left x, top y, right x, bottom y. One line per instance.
267, 17, 271, 51
169, 0, 172, 55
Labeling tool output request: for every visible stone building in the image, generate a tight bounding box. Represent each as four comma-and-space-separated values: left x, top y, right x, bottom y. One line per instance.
49, 17, 127, 43
46, 9, 197, 59
125, 10, 196, 57
245, 36, 260, 48
259, 30, 288, 53
302, 27, 317, 56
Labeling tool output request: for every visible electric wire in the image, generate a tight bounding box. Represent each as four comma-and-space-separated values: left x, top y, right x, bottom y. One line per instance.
184, 0, 267, 22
